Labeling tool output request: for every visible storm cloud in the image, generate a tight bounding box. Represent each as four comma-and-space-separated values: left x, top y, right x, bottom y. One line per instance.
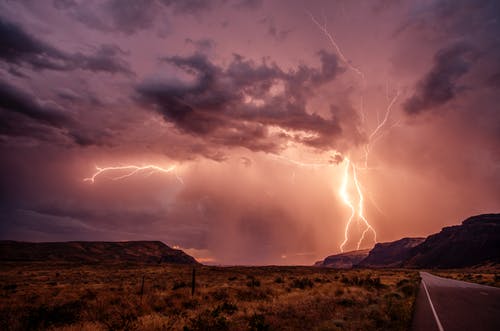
0, 0, 498, 265
0, 16, 132, 75
137, 51, 346, 153
0, 80, 111, 147
0, 80, 71, 128
404, 43, 476, 114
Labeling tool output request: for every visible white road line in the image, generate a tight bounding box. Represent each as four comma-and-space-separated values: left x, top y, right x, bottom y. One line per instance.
422, 278, 445, 331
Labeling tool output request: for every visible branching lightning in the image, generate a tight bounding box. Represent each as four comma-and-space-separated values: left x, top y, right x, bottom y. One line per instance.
83, 11, 399, 257
309, 11, 400, 252
339, 158, 356, 252
362, 88, 401, 168
84, 165, 178, 183
308, 11, 365, 82
352, 163, 376, 249
276, 152, 377, 252
338, 157, 376, 252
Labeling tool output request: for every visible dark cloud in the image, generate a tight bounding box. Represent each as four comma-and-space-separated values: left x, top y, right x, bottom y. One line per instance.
137, 51, 346, 153
397, 0, 500, 105
0, 83, 70, 144
53, 0, 159, 35
54, 87, 103, 108
54, 88, 80, 102
0, 16, 68, 70
397, 0, 500, 41
0, 111, 67, 145
185, 38, 216, 52
53, 0, 227, 35
105, 0, 158, 35
0, 80, 70, 128
0, 0, 498, 265
55, 0, 258, 29
261, 17, 292, 42
52, 0, 76, 10
486, 72, 500, 89
233, 0, 263, 10
160, 0, 216, 15
0, 80, 110, 147
397, 0, 500, 163
0, 16, 133, 75
72, 44, 133, 75
66, 130, 111, 147
404, 43, 476, 114
7, 67, 29, 79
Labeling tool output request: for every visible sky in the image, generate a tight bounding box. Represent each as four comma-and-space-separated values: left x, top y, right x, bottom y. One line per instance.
0, 0, 499, 265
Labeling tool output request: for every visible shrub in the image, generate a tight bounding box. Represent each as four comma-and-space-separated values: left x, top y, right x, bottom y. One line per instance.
291, 277, 313, 289
94, 299, 140, 331
236, 288, 270, 301
248, 313, 269, 331
173, 281, 188, 290
337, 298, 355, 307
3, 284, 17, 291
212, 288, 229, 301
182, 299, 199, 310
246, 279, 261, 288
384, 292, 402, 300
183, 309, 229, 331
24, 301, 83, 330
213, 302, 238, 315
399, 284, 415, 297
341, 274, 384, 289
396, 279, 409, 287
367, 305, 387, 328
315, 319, 344, 331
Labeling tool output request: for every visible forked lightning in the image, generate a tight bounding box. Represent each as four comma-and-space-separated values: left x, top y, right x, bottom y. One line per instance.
84, 165, 177, 183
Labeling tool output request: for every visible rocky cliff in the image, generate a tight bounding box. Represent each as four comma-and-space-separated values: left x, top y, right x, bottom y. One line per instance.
358, 237, 425, 268
314, 249, 370, 268
403, 214, 500, 268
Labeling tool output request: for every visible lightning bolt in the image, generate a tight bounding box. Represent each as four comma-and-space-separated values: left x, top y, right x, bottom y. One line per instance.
308, 11, 365, 81
337, 158, 376, 252
276, 151, 377, 252
339, 158, 356, 252
308, 11, 400, 252
83, 11, 397, 257
362, 87, 401, 168
352, 163, 376, 249
84, 165, 178, 183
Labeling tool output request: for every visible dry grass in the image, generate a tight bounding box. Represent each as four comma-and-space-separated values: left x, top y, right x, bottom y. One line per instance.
0, 263, 420, 330
431, 269, 500, 287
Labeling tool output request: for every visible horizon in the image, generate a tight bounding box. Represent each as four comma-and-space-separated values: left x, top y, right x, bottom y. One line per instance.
1, 0, 499, 266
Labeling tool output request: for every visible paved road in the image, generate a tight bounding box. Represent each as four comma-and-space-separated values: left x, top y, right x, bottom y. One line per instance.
412, 272, 500, 331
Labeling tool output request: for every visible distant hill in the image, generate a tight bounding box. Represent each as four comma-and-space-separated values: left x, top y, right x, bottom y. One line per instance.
315, 213, 500, 269
0, 241, 199, 265
358, 237, 425, 268
314, 249, 370, 268
403, 214, 500, 268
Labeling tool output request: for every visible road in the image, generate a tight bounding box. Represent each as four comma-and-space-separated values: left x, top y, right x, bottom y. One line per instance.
412, 272, 500, 331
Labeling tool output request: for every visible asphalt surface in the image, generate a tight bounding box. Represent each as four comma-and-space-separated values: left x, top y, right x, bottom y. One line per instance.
411, 272, 500, 331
